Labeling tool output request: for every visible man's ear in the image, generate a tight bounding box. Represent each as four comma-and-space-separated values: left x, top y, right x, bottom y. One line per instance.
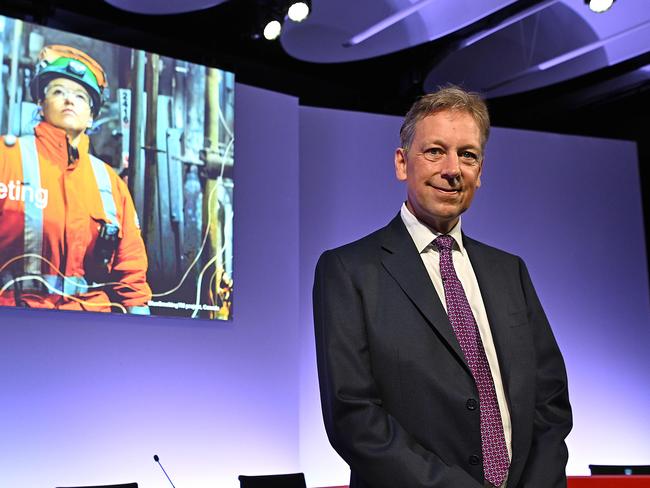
476, 157, 484, 188
395, 148, 408, 181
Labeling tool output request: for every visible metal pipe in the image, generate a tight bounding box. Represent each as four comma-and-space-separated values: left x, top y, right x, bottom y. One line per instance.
7, 19, 23, 135
128, 50, 146, 220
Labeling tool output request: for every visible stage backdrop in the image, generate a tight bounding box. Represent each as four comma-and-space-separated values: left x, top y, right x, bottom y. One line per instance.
1, 89, 649, 488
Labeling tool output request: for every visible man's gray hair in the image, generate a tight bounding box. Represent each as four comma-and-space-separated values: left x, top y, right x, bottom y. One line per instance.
400, 85, 490, 151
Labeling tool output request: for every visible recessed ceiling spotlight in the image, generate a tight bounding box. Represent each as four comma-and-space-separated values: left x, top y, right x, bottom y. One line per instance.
287, 1, 310, 22
263, 19, 282, 40
585, 0, 616, 13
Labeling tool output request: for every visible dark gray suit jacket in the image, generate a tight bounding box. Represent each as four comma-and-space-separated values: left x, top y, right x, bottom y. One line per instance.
313, 214, 572, 488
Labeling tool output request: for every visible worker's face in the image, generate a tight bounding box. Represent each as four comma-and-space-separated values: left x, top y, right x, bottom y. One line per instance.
394, 109, 483, 234
40, 77, 93, 138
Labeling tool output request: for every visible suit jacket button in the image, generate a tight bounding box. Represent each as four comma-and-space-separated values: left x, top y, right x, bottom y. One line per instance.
466, 398, 477, 410
469, 455, 480, 466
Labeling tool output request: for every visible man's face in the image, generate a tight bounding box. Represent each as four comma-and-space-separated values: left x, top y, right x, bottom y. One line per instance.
395, 109, 483, 234
40, 77, 93, 137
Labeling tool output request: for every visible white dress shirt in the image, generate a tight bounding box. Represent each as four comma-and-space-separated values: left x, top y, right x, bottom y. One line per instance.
400, 203, 513, 465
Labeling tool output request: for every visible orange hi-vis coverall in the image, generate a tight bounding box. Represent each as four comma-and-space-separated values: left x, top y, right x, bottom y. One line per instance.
0, 121, 151, 313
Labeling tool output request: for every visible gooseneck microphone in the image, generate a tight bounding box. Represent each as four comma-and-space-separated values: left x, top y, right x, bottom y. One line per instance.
153, 454, 177, 488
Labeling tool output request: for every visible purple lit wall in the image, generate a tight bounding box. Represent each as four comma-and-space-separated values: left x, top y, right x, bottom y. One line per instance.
298, 107, 650, 486
1, 92, 649, 488
468, 128, 650, 473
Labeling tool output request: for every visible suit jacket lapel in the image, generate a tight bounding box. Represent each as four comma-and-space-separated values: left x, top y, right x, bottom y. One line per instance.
379, 215, 468, 367
463, 235, 515, 397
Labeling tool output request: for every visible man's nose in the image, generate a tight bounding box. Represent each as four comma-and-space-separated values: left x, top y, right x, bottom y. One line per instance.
440, 153, 461, 180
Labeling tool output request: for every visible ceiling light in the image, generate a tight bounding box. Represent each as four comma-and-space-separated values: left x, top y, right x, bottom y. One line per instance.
263, 19, 282, 40
287, 1, 310, 22
585, 0, 615, 13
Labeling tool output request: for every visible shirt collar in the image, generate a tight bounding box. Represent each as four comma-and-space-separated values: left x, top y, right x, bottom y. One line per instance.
400, 202, 466, 255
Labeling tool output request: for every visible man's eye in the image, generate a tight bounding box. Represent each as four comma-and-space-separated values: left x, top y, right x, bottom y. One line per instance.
425, 148, 444, 158
52, 88, 64, 96
460, 151, 478, 161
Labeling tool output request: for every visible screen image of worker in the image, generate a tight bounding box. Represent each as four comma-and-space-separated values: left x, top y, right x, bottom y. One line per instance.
0, 45, 152, 314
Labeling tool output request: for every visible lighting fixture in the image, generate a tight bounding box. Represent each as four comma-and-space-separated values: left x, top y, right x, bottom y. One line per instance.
258, 0, 311, 41
263, 19, 282, 40
287, 1, 310, 22
585, 0, 615, 13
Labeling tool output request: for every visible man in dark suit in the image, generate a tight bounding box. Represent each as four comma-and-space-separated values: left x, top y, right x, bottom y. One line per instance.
313, 86, 572, 488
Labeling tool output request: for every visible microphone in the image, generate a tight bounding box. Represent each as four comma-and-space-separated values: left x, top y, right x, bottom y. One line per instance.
153, 454, 177, 488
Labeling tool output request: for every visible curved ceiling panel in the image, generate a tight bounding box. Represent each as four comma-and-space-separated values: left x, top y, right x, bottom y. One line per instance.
281, 0, 518, 63
104, 0, 228, 15
424, 0, 650, 97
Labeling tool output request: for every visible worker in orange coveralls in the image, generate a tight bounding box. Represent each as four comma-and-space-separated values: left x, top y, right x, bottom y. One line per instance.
0, 45, 151, 314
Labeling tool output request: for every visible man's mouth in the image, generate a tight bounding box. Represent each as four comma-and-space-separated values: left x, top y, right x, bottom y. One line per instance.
431, 185, 460, 194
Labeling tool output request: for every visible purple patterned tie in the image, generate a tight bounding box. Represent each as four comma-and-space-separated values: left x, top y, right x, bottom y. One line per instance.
434, 235, 510, 487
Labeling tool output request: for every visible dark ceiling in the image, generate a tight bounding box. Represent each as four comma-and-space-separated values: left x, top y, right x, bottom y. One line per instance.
2, 0, 649, 257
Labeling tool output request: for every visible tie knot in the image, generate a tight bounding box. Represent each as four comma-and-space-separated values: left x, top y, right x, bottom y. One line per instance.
434, 235, 455, 252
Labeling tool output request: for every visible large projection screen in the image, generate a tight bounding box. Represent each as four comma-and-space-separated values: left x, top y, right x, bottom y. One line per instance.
0, 15, 235, 320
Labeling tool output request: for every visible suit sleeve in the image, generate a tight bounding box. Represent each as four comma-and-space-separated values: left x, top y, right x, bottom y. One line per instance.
313, 250, 483, 488
517, 258, 573, 488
